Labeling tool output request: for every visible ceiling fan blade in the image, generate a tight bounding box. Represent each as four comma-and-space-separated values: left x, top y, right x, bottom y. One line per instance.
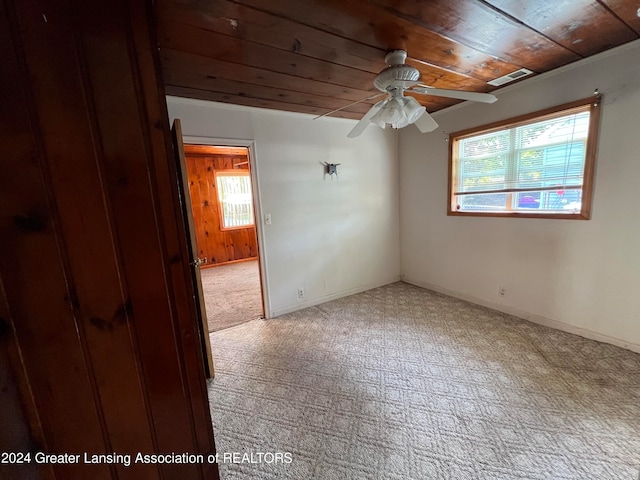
412, 85, 498, 103
347, 100, 387, 138
313, 92, 386, 120
414, 110, 439, 133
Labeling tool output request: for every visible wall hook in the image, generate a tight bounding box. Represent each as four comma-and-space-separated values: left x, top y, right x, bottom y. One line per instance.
324, 162, 340, 178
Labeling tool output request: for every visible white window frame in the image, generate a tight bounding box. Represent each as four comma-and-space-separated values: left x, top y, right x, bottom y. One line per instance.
215, 170, 255, 230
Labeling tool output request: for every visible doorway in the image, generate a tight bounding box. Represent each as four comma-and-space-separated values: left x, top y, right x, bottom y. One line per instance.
182, 144, 265, 332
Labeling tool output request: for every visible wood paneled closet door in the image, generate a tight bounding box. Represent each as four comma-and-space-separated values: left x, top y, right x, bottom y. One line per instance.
0, 1, 219, 479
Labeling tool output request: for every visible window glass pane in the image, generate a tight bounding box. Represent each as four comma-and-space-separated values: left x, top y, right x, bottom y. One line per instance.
516, 112, 589, 149
515, 142, 586, 190
460, 130, 509, 157
514, 112, 588, 191
515, 190, 582, 212
216, 174, 254, 228
458, 131, 510, 194
459, 155, 508, 193
455, 193, 508, 212
541, 189, 582, 212
516, 192, 540, 209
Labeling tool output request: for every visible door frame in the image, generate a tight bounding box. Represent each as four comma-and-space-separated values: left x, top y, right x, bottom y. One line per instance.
183, 135, 271, 319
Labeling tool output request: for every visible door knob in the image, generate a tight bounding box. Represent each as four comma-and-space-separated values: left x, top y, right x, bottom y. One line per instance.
191, 257, 204, 268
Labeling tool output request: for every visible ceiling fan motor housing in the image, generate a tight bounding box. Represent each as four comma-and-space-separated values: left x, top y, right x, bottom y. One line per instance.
374, 66, 421, 91
374, 50, 421, 92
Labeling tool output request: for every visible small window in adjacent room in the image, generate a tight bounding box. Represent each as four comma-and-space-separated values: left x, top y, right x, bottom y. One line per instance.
215, 170, 254, 229
448, 96, 601, 219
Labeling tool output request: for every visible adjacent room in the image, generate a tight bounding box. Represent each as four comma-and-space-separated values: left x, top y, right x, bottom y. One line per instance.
182, 144, 263, 332
157, 1, 640, 478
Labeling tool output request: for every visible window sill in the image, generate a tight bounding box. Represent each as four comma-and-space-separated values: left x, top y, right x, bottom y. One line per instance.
447, 210, 590, 220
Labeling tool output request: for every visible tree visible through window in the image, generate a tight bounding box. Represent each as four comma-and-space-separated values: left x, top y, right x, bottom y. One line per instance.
215, 171, 254, 229
448, 97, 601, 219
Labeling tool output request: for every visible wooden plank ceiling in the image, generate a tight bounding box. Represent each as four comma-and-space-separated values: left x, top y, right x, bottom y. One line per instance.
156, 0, 640, 120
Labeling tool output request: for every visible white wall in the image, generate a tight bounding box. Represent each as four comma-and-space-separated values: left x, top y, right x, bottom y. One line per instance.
400, 40, 640, 352
167, 97, 401, 317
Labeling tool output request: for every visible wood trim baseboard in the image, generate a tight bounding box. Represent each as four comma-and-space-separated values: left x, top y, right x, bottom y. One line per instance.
402, 277, 640, 354
271, 276, 402, 318
201, 256, 258, 269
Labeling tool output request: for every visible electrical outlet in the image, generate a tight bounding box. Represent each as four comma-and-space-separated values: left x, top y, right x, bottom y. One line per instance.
264, 214, 271, 225
498, 286, 506, 297
298, 288, 304, 299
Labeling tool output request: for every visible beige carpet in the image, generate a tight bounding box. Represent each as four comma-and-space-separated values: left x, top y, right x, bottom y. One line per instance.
200, 260, 263, 332
207, 282, 640, 479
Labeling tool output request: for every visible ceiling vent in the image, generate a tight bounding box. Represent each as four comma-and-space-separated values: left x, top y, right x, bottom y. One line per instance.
487, 68, 534, 87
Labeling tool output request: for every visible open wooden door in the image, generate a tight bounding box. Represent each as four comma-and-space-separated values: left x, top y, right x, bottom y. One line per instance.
172, 119, 215, 378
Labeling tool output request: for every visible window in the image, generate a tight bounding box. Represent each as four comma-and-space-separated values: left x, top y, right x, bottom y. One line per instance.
215, 171, 254, 229
448, 97, 601, 219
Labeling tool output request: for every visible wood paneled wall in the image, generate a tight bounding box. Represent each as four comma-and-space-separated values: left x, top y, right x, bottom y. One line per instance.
184, 145, 258, 266
0, 1, 218, 479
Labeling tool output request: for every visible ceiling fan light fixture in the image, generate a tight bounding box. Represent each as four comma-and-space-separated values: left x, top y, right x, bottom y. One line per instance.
392, 115, 411, 129
403, 97, 426, 124
369, 96, 426, 130
379, 100, 404, 124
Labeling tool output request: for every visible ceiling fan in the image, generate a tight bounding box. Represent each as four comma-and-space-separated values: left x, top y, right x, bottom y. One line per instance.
318, 50, 498, 138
